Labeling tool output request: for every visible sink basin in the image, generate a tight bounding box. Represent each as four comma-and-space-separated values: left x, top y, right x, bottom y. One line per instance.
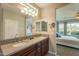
13, 42, 26, 47
13, 40, 30, 47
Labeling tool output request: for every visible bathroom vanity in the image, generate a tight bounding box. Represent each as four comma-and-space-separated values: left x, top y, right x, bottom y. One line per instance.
1, 36, 49, 56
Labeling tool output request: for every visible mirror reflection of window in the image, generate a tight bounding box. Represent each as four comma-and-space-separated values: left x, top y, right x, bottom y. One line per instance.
67, 22, 79, 39
5, 19, 18, 39
36, 21, 47, 32
41, 21, 47, 31
58, 23, 64, 35
36, 22, 41, 32
26, 16, 32, 36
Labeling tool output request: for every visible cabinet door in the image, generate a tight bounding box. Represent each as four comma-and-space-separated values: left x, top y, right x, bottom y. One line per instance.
35, 42, 42, 56
11, 45, 35, 56
41, 40, 45, 56
27, 51, 36, 56
44, 39, 49, 55
41, 38, 49, 56
23, 50, 36, 56
11, 39, 49, 56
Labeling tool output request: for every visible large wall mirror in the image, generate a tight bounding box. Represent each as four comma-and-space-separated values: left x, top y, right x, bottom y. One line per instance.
0, 5, 26, 41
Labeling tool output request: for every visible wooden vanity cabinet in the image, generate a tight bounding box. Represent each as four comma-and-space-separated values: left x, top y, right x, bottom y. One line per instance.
11, 45, 36, 56
11, 38, 49, 56
41, 38, 49, 56
35, 42, 42, 56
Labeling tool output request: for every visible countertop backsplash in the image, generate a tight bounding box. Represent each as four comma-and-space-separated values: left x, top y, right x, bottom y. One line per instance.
0, 34, 49, 45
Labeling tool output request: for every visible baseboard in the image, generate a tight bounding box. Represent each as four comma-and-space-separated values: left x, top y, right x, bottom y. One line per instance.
48, 51, 57, 56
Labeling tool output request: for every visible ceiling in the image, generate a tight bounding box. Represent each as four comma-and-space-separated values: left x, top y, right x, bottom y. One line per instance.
35, 3, 69, 9
35, 3, 53, 8
56, 3, 79, 21
1, 3, 69, 13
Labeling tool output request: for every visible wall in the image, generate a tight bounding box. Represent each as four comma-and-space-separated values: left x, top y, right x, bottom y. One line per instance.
0, 4, 4, 40
41, 4, 57, 55
3, 7, 26, 40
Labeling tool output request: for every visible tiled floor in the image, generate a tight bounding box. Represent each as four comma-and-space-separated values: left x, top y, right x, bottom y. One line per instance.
57, 45, 79, 56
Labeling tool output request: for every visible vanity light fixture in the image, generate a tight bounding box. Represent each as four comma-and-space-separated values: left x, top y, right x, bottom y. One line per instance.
35, 13, 37, 16
28, 9, 33, 12
21, 9, 25, 13
24, 8, 28, 11
20, 3, 38, 17
28, 13, 32, 16
32, 15, 35, 17
25, 11, 28, 14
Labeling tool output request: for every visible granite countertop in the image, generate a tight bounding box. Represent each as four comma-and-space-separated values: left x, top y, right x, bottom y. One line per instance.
1, 36, 48, 56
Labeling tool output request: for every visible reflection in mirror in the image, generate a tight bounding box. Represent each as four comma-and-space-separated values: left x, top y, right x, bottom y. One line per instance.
36, 21, 47, 32
36, 22, 41, 32
41, 21, 47, 31
26, 16, 32, 36
0, 4, 26, 41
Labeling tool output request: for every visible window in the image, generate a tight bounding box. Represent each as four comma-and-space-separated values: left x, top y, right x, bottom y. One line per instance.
58, 23, 64, 35
67, 22, 79, 38
41, 21, 47, 31
36, 22, 41, 32
26, 16, 32, 36
36, 21, 47, 32
57, 22, 79, 39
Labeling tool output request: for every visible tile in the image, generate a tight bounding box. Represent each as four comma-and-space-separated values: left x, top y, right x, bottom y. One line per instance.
57, 45, 79, 56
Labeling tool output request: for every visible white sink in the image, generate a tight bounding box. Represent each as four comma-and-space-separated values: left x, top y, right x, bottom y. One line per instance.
13, 40, 30, 47
13, 42, 26, 47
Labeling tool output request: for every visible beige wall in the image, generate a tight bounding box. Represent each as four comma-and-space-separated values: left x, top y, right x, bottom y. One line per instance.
3, 7, 26, 40
41, 4, 56, 54
0, 4, 4, 40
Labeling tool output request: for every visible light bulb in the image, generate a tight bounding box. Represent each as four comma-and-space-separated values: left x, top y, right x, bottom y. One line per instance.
32, 14, 35, 17
21, 10, 25, 13
24, 8, 28, 11
32, 11, 35, 14
25, 11, 28, 14
28, 13, 31, 16
34, 13, 37, 16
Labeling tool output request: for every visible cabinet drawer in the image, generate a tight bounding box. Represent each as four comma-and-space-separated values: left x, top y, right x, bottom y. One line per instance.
23, 50, 36, 56
27, 51, 36, 56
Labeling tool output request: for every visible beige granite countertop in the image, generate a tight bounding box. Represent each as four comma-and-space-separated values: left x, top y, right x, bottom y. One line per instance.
1, 36, 48, 56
